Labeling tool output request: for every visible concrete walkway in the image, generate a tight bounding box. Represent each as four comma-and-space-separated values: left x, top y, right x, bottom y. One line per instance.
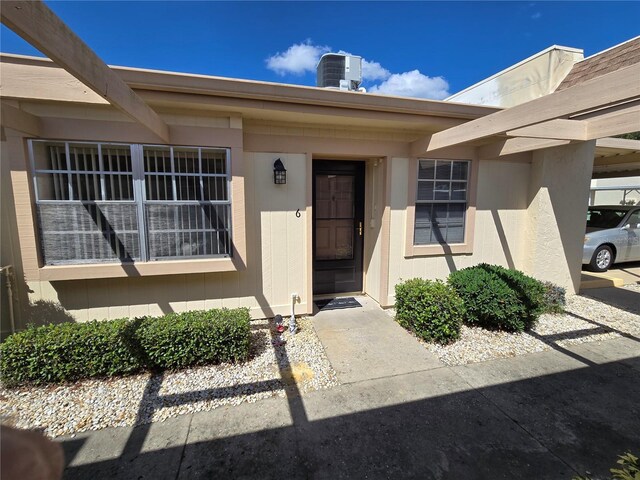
58, 299, 640, 480
312, 295, 443, 383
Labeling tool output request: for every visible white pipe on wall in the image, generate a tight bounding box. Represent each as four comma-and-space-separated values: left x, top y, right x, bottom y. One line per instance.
289, 293, 299, 333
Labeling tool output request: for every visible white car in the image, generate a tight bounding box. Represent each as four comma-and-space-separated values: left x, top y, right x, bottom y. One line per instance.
583, 206, 640, 272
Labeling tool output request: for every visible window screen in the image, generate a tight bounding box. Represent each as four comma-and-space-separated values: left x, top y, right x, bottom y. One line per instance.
32, 142, 139, 264
143, 146, 231, 260
30, 140, 232, 265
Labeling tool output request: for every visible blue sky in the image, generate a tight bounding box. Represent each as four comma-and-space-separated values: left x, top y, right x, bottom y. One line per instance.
1, 1, 638, 99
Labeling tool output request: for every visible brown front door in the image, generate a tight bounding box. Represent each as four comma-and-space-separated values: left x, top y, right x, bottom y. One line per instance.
313, 160, 365, 295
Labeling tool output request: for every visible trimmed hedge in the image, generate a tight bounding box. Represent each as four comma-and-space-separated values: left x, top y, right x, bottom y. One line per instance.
448, 264, 545, 332
395, 278, 465, 344
0, 308, 251, 387
0, 319, 140, 387
135, 308, 251, 369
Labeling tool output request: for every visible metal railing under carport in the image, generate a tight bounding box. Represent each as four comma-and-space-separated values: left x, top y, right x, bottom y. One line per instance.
589, 185, 640, 206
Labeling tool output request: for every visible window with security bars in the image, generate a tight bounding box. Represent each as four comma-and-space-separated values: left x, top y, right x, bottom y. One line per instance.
30, 140, 231, 265
143, 146, 231, 260
414, 159, 469, 245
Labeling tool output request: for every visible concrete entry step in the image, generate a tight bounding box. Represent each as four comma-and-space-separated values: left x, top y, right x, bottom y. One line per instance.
311, 295, 444, 384
580, 262, 640, 291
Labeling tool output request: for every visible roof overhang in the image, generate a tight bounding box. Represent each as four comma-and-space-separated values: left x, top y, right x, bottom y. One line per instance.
0, 52, 499, 136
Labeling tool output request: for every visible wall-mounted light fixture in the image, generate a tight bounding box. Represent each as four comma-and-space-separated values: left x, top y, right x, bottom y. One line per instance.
273, 158, 286, 185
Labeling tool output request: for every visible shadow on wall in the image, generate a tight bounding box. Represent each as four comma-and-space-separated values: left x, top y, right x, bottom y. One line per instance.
527, 143, 596, 293
24, 300, 76, 325
490, 209, 516, 270
2, 272, 77, 340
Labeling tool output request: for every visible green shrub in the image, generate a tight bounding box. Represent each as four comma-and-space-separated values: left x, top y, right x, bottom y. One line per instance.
573, 451, 639, 480
0, 308, 251, 387
448, 264, 545, 332
395, 278, 465, 344
488, 264, 546, 320
541, 281, 566, 314
0, 319, 141, 387
135, 308, 251, 369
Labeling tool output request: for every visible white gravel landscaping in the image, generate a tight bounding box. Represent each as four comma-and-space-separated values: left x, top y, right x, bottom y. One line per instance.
0, 317, 338, 438
389, 286, 640, 366
2, 286, 638, 438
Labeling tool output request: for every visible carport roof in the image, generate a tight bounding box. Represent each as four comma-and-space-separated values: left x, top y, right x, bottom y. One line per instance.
593, 138, 640, 177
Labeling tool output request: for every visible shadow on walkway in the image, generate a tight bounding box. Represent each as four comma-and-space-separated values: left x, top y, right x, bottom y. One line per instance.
60, 350, 640, 479
580, 286, 640, 315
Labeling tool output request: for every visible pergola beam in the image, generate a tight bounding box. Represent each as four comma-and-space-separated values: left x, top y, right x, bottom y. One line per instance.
506, 119, 587, 141
477, 137, 571, 159
594, 152, 640, 166
1, 1, 169, 143
592, 168, 640, 178
595, 137, 640, 150
424, 62, 640, 153
585, 103, 640, 140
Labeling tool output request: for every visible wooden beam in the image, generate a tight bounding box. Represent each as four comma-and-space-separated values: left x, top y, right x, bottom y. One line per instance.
594, 152, 640, 166
595, 137, 640, 150
0, 102, 41, 136
586, 103, 640, 140
425, 62, 640, 153
592, 168, 640, 178
506, 119, 587, 141
477, 137, 570, 159
1, 1, 169, 143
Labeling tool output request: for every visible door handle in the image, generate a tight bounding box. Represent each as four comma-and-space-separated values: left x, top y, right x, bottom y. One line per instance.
359, 221, 363, 237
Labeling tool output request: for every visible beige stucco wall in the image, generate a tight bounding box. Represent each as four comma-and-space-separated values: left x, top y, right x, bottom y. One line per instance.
386, 156, 532, 305
525, 142, 595, 293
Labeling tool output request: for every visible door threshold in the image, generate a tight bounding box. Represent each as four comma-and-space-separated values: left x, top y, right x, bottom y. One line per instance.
313, 292, 365, 301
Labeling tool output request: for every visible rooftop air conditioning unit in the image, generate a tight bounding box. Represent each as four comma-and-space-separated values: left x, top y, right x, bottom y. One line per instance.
316, 53, 363, 91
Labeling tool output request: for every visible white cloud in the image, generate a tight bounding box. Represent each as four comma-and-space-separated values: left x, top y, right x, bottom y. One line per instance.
368, 70, 450, 100
531, 11, 542, 20
361, 59, 391, 81
336, 50, 390, 81
266, 41, 330, 76
266, 42, 449, 99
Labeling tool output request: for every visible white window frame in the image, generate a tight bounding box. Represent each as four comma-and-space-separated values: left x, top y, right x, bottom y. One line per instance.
29, 139, 232, 265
